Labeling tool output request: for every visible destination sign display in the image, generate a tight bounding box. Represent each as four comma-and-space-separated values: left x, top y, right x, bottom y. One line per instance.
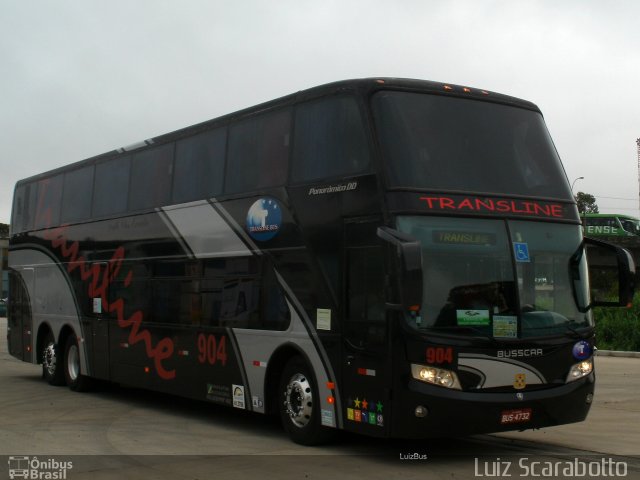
386, 192, 578, 221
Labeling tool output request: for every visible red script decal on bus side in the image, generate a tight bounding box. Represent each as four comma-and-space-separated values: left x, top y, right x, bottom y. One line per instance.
44, 225, 176, 380
34, 183, 176, 380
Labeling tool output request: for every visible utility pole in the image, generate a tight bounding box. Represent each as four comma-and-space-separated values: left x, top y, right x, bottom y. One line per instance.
637, 138, 640, 216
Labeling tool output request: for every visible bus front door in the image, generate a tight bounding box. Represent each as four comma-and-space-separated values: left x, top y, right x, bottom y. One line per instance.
341, 220, 392, 437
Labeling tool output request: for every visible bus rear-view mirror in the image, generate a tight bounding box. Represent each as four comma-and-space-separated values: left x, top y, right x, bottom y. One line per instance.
584, 237, 636, 307
377, 227, 423, 312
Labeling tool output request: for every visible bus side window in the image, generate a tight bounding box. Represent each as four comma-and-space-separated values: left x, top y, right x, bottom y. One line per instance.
173, 128, 226, 204
261, 265, 291, 331
129, 144, 174, 211
93, 156, 131, 217
34, 175, 63, 229
292, 95, 370, 182
225, 109, 291, 194
61, 165, 94, 223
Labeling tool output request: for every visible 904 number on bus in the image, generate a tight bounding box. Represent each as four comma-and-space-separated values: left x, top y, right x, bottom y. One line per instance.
197, 333, 228, 366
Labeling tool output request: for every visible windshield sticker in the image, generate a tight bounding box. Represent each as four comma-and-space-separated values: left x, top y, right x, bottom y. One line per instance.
433, 231, 496, 246
513, 242, 530, 262
493, 315, 518, 338
457, 309, 490, 326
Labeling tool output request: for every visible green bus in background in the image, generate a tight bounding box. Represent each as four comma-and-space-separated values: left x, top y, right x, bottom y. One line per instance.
581, 213, 640, 237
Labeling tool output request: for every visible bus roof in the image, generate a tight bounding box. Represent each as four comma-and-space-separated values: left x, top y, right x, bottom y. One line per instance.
581, 213, 640, 220
15, 77, 541, 187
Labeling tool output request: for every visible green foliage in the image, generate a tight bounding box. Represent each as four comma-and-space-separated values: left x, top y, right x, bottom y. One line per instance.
0, 223, 8, 237
575, 191, 599, 214
594, 294, 640, 351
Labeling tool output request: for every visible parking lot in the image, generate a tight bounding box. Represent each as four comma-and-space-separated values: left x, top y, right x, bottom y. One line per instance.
1, 317, 639, 479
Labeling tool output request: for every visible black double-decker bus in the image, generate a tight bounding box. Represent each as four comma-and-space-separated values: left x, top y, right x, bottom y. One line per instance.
7, 78, 635, 444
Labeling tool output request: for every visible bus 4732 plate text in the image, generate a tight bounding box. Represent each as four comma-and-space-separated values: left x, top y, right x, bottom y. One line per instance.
500, 408, 532, 425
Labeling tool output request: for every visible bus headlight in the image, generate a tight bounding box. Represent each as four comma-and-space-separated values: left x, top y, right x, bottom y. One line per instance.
411, 364, 462, 390
566, 358, 593, 383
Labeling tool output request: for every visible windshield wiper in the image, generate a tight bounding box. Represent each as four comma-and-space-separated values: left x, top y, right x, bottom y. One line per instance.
428, 325, 499, 345
562, 322, 593, 339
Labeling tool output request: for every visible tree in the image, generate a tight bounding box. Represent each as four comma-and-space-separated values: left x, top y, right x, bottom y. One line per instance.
0, 223, 8, 238
575, 191, 599, 214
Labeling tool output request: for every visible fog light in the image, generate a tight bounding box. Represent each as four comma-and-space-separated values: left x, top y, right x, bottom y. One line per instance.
415, 405, 428, 418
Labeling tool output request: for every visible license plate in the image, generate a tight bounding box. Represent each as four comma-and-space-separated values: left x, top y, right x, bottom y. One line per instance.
500, 408, 532, 425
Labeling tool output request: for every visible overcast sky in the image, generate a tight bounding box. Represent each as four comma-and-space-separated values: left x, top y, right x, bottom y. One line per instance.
1, 0, 639, 224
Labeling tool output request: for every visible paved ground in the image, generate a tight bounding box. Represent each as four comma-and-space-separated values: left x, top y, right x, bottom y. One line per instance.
0, 317, 638, 479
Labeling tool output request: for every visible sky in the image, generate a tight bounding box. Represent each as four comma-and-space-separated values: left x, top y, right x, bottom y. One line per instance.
1, 0, 639, 224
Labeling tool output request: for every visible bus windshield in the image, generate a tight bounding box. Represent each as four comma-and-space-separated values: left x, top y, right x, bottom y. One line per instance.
619, 217, 640, 235
397, 216, 592, 338
373, 91, 572, 200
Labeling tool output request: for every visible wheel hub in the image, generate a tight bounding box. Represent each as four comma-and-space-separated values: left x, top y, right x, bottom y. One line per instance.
43, 344, 57, 376
283, 373, 313, 427
67, 343, 80, 382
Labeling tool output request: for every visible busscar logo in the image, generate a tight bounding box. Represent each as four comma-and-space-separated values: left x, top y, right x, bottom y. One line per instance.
8, 456, 73, 479
497, 348, 543, 358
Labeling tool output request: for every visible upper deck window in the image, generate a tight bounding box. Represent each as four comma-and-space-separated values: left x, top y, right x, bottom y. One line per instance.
225, 109, 291, 194
372, 92, 572, 200
173, 128, 226, 203
129, 144, 174, 211
93, 156, 130, 217
292, 96, 370, 182
61, 165, 94, 223
11, 183, 37, 234
34, 174, 63, 229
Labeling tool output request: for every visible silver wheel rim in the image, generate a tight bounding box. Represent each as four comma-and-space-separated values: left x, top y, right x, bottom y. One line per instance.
67, 343, 80, 382
43, 343, 57, 377
283, 373, 313, 428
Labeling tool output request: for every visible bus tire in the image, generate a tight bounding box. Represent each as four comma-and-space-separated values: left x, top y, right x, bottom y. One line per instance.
278, 356, 333, 445
64, 335, 92, 392
42, 332, 65, 386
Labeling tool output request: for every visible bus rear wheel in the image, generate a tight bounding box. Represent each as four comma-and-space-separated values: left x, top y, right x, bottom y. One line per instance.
42, 332, 65, 386
64, 335, 92, 392
278, 356, 333, 445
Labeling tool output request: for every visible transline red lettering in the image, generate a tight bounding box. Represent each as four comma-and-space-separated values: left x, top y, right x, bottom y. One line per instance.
418, 196, 565, 219
37, 203, 176, 380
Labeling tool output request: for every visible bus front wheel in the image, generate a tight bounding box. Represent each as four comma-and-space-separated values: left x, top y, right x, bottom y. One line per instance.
42, 332, 65, 386
278, 356, 333, 445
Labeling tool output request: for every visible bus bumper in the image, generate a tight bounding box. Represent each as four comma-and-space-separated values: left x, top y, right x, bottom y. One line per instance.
391, 373, 595, 438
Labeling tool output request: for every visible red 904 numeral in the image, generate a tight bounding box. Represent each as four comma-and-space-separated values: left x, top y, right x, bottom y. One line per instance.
197, 333, 228, 366
426, 347, 453, 364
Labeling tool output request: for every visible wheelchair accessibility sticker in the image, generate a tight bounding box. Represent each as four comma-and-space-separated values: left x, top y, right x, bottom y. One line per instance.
513, 242, 530, 262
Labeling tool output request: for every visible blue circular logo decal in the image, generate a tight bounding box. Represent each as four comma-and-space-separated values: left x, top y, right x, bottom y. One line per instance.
572, 340, 592, 360
246, 198, 282, 241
